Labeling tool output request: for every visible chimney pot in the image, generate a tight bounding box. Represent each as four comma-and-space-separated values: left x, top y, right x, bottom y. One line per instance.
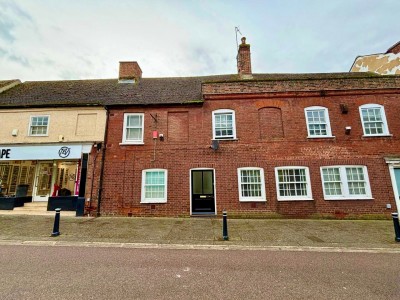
119, 61, 142, 83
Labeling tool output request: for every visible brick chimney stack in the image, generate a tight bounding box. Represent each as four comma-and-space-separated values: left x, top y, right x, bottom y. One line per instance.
119, 61, 142, 82
237, 37, 252, 78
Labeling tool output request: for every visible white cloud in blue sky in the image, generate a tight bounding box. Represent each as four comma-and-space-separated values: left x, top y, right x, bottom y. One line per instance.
0, 0, 398, 81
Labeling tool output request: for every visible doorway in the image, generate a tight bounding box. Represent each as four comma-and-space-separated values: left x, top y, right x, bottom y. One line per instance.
33, 162, 53, 202
191, 169, 216, 215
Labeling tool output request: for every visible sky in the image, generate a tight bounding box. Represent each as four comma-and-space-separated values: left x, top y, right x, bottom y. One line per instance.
0, 0, 399, 81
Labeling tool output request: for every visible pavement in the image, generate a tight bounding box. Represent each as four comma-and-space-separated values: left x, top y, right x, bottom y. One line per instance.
0, 214, 399, 252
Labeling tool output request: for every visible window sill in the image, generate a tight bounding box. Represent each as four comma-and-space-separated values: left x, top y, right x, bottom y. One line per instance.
324, 197, 374, 201
213, 138, 239, 141
277, 198, 314, 201
141, 200, 167, 204
29, 135, 49, 137
362, 134, 392, 138
119, 142, 144, 145
239, 199, 266, 202
307, 136, 335, 139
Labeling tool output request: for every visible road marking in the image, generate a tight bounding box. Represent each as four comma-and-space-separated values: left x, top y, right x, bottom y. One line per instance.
0, 239, 399, 253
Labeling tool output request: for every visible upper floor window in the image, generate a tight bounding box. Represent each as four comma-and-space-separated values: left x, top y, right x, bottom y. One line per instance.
122, 113, 144, 144
275, 166, 312, 201
212, 109, 236, 140
359, 104, 389, 136
304, 106, 332, 138
29, 115, 49, 136
320, 166, 372, 200
141, 169, 168, 203
237, 167, 266, 202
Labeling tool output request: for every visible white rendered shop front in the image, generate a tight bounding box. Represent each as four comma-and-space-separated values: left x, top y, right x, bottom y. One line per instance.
0, 144, 92, 202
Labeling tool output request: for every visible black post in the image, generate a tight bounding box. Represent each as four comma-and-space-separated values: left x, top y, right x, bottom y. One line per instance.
222, 210, 229, 241
392, 213, 400, 242
51, 208, 61, 237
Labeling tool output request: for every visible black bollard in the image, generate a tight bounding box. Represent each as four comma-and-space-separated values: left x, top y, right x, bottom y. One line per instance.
51, 208, 61, 237
392, 212, 400, 242
222, 210, 229, 241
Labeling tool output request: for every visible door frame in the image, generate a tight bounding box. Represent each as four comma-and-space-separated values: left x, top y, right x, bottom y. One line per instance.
386, 158, 400, 214
32, 161, 54, 202
189, 168, 217, 216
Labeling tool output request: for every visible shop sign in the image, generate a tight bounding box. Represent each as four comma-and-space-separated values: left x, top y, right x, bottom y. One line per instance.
0, 144, 91, 161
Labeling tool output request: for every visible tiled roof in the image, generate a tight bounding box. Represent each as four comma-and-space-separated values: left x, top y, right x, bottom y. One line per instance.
0, 80, 20, 93
0, 73, 399, 108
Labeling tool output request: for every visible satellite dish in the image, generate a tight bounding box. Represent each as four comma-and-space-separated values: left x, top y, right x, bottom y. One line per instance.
211, 140, 219, 150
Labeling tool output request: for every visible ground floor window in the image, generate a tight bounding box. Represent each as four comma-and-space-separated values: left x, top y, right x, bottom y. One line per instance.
141, 169, 168, 203
320, 166, 371, 200
275, 167, 312, 200
237, 167, 266, 201
0, 161, 36, 196
0, 160, 80, 198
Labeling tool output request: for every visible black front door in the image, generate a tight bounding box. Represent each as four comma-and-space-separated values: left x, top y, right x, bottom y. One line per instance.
191, 170, 215, 214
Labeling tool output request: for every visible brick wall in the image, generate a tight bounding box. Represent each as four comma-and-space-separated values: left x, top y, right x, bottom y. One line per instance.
97, 89, 400, 218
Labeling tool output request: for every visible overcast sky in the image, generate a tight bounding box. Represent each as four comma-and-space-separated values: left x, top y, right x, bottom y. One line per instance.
0, 0, 398, 81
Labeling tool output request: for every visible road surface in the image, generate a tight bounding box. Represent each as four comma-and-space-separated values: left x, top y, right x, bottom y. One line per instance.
0, 245, 399, 299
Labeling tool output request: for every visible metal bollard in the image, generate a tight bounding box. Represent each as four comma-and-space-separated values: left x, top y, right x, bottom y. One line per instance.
222, 210, 229, 241
392, 213, 400, 242
51, 208, 61, 237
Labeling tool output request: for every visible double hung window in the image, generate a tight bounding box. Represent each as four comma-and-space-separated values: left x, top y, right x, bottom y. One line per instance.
237, 168, 266, 201
304, 106, 332, 138
29, 116, 49, 136
275, 167, 312, 200
321, 166, 371, 200
359, 104, 389, 136
212, 109, 236, 140
141, 169, 167, 203
122, 113, 144, 144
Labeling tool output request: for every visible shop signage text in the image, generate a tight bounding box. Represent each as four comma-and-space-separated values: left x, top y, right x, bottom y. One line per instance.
0, 149, 11, 159
0, 144, 90, 161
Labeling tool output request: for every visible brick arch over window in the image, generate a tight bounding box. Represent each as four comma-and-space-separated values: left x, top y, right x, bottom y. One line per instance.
258, 107, 284, 139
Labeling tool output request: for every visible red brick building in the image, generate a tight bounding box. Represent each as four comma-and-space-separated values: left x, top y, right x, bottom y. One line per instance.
96, 38, 400, 218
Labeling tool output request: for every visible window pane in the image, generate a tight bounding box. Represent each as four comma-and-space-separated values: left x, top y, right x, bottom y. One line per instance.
192, 171, 202, 194
307, 109, 328, 136
240, 169, 262, 198
203, 171, 213, 194
214, 112, 234, 138
278, 168, 308, 197
346, 167, 367, 196
362, 108, 384, 135
144, 171, 165, 199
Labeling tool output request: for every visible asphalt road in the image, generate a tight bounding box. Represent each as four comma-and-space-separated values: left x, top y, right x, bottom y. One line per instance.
0, 245, 399, 300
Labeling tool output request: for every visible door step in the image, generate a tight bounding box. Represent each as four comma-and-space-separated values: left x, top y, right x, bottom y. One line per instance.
2, 202, 76, 216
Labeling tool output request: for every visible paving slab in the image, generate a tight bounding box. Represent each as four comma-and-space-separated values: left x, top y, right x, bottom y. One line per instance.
0, 215, 399, 250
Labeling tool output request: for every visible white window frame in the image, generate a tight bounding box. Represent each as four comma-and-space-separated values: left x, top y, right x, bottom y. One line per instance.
141, 169, 168, 203
28, 115, 50, 136
275, 166, 313, 201
320, 165, 372, 200
304, 106, 333, 138
237, 167, 266, 202
359, 104, 390, 137
122, 113, 144, 144
212, 109, 237, 140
